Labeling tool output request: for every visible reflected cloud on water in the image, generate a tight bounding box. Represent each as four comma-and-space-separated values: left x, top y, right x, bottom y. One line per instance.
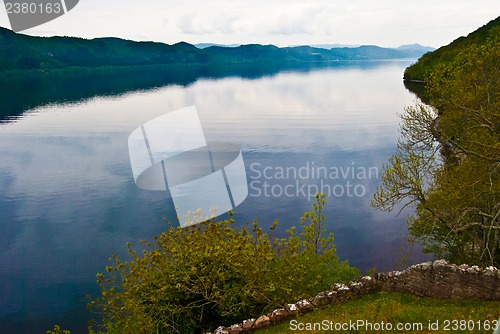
0, 61, 432, 333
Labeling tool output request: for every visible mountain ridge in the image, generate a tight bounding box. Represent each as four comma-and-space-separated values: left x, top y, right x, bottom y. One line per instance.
0, 26, 433, 71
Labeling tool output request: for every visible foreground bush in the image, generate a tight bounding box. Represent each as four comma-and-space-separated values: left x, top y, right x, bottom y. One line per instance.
88, 194, 359, 333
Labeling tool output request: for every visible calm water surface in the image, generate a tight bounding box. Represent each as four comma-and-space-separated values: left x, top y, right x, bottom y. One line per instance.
0, 61, 432, 333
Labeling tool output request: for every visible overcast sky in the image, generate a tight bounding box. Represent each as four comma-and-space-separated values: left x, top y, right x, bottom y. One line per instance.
0, 0, 498, 48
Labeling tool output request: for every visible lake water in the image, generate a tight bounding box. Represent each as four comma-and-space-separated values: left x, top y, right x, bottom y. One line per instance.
0, 61, 432, 333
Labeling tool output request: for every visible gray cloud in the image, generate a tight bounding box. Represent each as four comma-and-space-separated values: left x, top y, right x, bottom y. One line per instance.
0, 0, 498, 47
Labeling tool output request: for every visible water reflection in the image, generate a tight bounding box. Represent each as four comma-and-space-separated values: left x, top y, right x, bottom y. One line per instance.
0, 61, 431, 333
1, 60, 413, 123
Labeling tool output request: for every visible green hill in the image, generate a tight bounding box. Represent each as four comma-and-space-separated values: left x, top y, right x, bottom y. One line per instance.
0, 27, 205, 70
0, 26, 433, 71
404, 15, 500, 82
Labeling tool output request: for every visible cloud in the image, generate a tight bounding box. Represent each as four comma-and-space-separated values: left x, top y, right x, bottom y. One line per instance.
176, 3, 334, 37
178, 11, 242, 35
259, 5, 329, 35
1, 0, 498, 47
173, 2, 421, 43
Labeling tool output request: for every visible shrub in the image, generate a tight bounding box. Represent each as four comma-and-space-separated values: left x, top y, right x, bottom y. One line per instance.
89, 194, 359, 333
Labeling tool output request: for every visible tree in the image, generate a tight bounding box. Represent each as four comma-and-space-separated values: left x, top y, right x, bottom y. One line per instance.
88, 194, 359, 334
373, 35, 499, 266
46, 325, 71, 334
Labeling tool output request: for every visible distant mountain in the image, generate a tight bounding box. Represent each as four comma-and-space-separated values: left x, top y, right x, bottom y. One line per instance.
195, 43, 241, 49
404, 16, 500, 82
391, 44, 435, 59
303, 44, 360, 49
0, 27, 433, 71
396, 43, 434, 51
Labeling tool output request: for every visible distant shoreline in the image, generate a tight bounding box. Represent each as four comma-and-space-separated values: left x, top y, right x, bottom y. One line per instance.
0, 58, 419, 76
0, 27, 431, 72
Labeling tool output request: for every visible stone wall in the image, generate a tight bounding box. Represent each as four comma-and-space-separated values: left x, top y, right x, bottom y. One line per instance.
378, 259, 500, 300
207, 260, 500, 334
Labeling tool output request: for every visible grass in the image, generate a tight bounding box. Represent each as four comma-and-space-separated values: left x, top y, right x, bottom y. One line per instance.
256, 292, 500, 333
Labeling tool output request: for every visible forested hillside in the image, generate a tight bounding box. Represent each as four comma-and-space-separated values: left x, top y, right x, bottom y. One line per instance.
404, 15, 500, 82
0, 26, 432, 71
375, 16, 500, 266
